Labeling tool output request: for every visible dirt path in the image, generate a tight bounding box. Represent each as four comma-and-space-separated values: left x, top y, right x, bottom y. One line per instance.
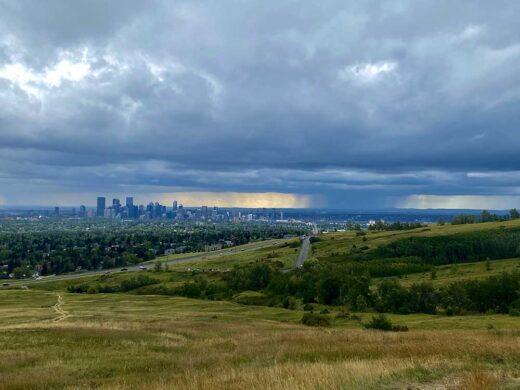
52, 294, 70, 322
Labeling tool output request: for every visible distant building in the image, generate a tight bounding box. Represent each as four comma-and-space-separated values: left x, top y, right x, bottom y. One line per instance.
172, 200, 178, 211
79, 205, 86, 217
97, 197, 106, 217
112, 199, 121, 214
54, 206, 60, 216
104, 208, 115, 219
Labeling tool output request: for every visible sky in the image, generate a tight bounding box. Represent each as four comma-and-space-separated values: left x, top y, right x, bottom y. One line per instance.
1, 1, 520, 209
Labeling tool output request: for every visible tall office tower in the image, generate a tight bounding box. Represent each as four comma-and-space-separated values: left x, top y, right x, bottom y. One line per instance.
79, 205, 86, 217
201, 205, 208, 219
54, 206, 60, 216
97, 197, 106, 217
146, 202, 154, 218
172, 200, 178, 211
112, 198, 121, 214
154, 202, 162, 218
126, 197, 134, 218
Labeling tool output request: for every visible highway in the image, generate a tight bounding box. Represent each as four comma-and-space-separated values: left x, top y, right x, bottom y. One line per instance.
1, 238, 287, 287
295, 235, 311, 268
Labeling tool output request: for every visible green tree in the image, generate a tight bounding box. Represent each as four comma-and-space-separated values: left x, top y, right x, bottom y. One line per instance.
12, 266, 31, 279
355, 294, 368, 311
317, 276, 341, 304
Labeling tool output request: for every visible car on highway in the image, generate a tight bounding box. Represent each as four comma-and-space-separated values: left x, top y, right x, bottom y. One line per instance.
2, 283, 10, 286
120, 268, 128, 271
139, 266, 147, 271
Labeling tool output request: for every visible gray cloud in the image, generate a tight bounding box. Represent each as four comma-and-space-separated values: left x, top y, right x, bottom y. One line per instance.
1, 1, 520, 208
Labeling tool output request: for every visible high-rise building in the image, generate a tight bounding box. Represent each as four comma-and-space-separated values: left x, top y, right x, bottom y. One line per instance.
172, 200, 178, 211
112, 198, 121, 214
97, 197, 106, 217
54, 206, 60, 216
154, 202, 162, 218
79, 205, 86, 217
126, 197, 134, 218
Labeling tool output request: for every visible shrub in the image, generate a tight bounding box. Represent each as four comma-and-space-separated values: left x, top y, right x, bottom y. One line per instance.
303, 303, 314, 311
87, 285, 98, 294
301, 313, 331, 327
119, 275, 159, 292
365, 314, 393, 331
510, 308, 520, 317
355, 294, 368, 311
391, 325, 409, 332
67, 284, 89, 293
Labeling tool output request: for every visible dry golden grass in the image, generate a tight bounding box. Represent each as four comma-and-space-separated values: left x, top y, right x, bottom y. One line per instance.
0, 290, 519, 389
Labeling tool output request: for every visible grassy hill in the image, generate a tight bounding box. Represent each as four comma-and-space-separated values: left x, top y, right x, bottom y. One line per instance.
1, 289, 520, 389
3, 220, 520, 388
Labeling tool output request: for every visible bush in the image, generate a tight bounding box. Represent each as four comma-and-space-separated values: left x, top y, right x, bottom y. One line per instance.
365, 314, 393, 331
510, 308, 520, 317
282, 296, 298, 310
303, 303, 314, 311
391, 325, 409, 332
301, 313, 331, 327
119, 275, 159, 292
67, 284, 89, 293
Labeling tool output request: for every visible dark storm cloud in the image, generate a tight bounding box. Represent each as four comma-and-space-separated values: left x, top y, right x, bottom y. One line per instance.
1, 0, 520, 207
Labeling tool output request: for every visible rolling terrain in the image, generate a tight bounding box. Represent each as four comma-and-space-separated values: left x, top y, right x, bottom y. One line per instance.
2, 221, 520, 389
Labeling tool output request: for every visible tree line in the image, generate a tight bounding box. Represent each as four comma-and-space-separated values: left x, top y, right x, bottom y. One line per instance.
67, 260, 520, 316
0, 220, 306, 277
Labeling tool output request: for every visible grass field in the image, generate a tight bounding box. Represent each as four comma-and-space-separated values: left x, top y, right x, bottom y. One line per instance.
395, 257, 520, 287
312, 218, 520, 260
3, 221, 520, 389
1, 289, 520, 389
165, 239, 301, 270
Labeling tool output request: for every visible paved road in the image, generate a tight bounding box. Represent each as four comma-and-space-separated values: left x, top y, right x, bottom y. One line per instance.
295, 236, 311, 268
1, 239, 287, 287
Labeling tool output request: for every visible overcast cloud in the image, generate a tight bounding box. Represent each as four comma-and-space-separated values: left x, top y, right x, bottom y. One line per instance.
1, 0, 520, 208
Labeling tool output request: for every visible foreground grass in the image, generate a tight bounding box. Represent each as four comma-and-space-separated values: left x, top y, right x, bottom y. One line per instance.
1, 289, 520, 389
